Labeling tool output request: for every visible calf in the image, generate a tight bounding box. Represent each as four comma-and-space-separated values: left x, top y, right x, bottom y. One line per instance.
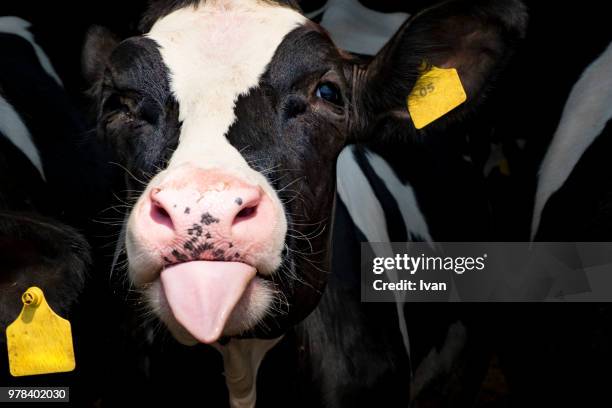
314, 1, 503, 404
0, 16, 90, 386
83, 0, 526, 405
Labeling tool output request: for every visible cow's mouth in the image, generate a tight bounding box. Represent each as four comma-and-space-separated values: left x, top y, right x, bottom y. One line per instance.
159, 260, 261, 344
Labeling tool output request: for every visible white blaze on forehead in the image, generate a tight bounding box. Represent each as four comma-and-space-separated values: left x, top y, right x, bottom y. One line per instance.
147, 0, 306, 173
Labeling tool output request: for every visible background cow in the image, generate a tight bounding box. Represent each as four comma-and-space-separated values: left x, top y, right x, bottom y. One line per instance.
0, 16, 92, 393
523, 40, 612, 407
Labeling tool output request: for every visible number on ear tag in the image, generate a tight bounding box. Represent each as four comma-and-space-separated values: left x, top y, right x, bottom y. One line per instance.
6, 287, 76, 377
407, 66, 467, 129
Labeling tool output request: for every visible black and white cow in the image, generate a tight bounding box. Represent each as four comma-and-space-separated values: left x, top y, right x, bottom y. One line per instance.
514, 40, 612, 407
301, 1, 508, 405
82, 0, 526, 405
533, 41, 612, 241
0, 17, 91, 387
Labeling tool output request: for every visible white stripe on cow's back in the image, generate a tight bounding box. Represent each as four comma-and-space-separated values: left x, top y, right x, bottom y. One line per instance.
336, 146, 432, 367
0, 16, 63, 86
363, 149, 432, 243
532, 41, 612, 239
147, 0, 305, 174
337, 146, 391, 244
336, 146, 432, 244
320, 0, 408, 56
0, 94, 45, 178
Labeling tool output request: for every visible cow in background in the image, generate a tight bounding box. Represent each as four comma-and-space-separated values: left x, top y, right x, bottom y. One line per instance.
0, 16, 92, 392
310, 0, 516, 405
519, 40, 612, 407
533, 41, 612, 241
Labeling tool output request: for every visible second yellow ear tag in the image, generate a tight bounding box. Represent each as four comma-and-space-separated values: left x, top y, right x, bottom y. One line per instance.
6, 287, 76, 377
407, 66, 467, 129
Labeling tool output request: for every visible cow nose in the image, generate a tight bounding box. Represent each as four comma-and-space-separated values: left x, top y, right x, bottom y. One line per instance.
139, 169, 275, 262
149, 184, 263, 232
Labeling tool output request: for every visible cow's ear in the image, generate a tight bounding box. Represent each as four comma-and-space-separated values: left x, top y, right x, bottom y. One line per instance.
352, 0, 527, 136
82, 25, 120, 84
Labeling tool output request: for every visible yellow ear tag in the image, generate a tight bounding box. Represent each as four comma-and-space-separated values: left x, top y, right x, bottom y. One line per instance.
6, 287, 76, 377
407, 66, 467, 129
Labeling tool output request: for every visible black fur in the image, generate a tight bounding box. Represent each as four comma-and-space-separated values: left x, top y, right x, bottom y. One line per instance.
352, 0, 527, 140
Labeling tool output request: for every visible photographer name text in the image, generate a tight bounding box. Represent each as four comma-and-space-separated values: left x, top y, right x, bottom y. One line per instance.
371, 253, 487, 292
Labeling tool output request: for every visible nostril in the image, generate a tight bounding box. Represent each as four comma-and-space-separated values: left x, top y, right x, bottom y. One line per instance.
233, 187, 263, 225
231, 188, 273, 241
150, 196, 175, 230
236, 205, 257, 220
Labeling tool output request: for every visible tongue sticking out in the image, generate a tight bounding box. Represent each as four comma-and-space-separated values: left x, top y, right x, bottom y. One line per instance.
160, 261, 257, 344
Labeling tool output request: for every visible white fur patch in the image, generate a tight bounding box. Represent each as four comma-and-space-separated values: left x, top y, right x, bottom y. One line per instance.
214, 337, 283, 408
320, 0, 408, 55
0, 16, 62, 180
336, 146, 432, 362
0, 16, 63, 86
532, 41, 612, 239
0, 94, 45, 178
364, 149, 432, 242
337, 147, 391, 244
147, 0, 304, 172
336, 146, 432, 247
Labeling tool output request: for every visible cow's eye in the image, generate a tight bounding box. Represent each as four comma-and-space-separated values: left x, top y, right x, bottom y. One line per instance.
316, 82, 343, 106
105, 94, 134, 118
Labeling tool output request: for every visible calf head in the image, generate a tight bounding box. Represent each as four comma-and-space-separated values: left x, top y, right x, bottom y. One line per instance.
84, 0, 526, 345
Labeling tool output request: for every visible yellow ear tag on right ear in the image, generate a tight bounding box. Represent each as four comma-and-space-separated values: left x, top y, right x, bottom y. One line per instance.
6, 287, 76, 377
407, 66, 467, 129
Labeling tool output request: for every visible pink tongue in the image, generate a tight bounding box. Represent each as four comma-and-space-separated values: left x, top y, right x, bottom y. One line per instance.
160, 261, 256, 344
